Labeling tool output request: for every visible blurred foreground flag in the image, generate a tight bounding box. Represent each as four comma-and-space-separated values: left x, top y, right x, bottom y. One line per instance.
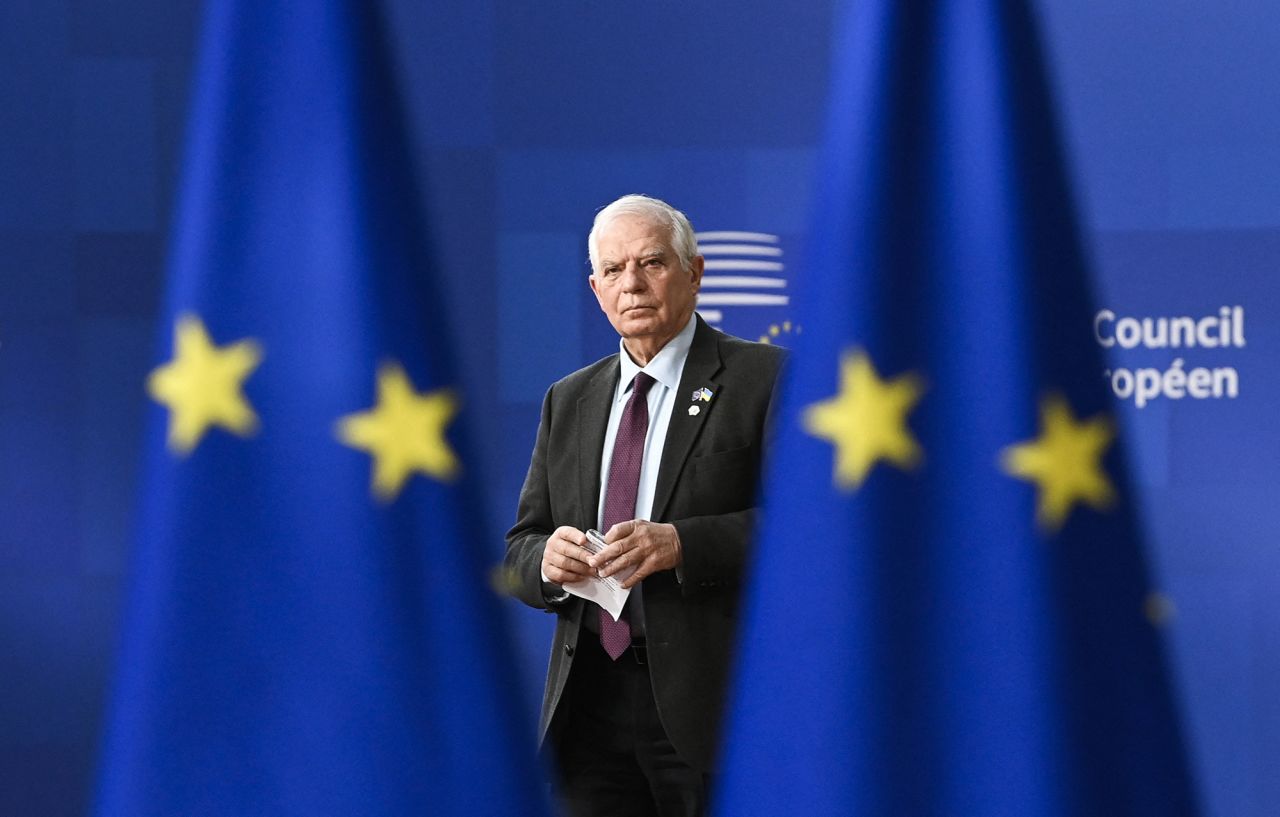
716, 2, 1198, 816
93, 2, 548, 815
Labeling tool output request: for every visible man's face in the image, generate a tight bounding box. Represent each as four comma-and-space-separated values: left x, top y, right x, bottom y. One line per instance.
590, 215, 703, 356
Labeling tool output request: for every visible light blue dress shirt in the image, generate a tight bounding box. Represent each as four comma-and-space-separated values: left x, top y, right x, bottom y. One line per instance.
596, 312, 697, 531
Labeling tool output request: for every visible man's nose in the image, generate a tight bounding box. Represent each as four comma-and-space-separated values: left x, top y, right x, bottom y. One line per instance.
620, 265, 647, 291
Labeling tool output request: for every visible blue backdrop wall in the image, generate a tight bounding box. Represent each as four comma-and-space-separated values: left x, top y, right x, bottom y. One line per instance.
1, 2, 1276, 815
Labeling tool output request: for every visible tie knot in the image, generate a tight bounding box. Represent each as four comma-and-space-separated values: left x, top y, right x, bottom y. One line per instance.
631, 371, 656, 398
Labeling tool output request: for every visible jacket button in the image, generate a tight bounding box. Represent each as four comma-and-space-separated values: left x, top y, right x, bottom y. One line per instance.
563, 643, 575, 657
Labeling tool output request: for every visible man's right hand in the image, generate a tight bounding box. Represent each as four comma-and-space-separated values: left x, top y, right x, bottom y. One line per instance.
541, 526, 595, 585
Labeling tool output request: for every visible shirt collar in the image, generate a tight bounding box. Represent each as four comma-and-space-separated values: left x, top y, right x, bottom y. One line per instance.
615, 313, 697, 403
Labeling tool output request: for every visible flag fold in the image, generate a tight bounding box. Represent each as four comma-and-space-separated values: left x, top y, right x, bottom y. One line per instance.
715, 2, 1198, 815
94, 3, 547, 815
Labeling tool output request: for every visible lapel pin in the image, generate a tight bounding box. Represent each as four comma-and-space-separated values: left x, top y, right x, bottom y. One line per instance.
692, 387, 713, 402
688, 405, 701, 416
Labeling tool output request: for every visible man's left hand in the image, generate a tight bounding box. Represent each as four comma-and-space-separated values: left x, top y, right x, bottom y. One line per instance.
589, 519, 682, 589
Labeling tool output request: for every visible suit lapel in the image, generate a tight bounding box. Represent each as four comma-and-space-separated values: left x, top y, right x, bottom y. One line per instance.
577, 361, 619, 529
652, 317, 724, 521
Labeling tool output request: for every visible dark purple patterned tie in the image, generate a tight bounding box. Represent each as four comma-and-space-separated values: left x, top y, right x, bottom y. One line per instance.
599, 371, 656, 660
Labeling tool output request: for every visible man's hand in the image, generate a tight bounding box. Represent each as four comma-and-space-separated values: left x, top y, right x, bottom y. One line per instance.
541, 526, 595, 586
590, 520, 682, 589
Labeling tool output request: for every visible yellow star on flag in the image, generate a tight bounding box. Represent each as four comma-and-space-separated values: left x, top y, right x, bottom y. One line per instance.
146, 314, 263, 455
1000, 394, 1116, 532
802, 348, 926, 490
336, 363, 459, 501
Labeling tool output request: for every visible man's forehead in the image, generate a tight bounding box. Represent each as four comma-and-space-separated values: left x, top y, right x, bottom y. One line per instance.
600, 219, 671, 249
599, 243, 670, 260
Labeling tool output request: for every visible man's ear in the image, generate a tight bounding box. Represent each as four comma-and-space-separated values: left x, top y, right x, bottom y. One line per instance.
588, 273, 604, 306
689, 255, 705, 293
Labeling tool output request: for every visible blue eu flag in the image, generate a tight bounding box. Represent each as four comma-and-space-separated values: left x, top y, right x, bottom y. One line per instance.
715, 2, 1198, 815
93, 2, 548, 815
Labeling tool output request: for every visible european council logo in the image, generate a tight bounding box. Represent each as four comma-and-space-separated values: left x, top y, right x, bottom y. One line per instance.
694, 231, 796, 345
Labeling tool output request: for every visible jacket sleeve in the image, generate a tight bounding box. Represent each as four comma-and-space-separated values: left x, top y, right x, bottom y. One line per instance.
671, 509, 755, 594
503, 383, 569, 611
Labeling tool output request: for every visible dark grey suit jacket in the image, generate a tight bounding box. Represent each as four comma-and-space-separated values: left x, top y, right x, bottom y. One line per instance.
505, 316, 785, 772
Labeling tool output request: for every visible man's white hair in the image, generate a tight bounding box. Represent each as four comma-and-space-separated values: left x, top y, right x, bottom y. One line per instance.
587, 194, 699, 275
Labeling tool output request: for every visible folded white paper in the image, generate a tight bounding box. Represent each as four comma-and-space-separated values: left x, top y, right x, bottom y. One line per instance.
562, 534, 635, 621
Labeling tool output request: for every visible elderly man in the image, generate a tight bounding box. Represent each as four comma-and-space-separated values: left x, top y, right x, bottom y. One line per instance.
505, 194, 785, 817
